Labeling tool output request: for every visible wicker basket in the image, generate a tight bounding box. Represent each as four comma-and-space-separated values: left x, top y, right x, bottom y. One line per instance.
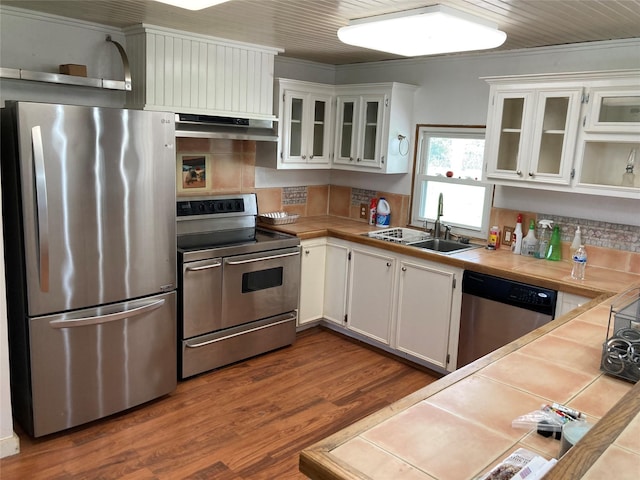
258, 212, 299, 225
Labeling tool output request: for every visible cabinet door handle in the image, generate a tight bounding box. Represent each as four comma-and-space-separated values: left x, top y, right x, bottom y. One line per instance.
386, 262, 392, 267
516, 170, 522, 176
357, 157, 361, 162
349, 157, 354, 161
305, 250, 310, 255
529, 172, 534, 177
302, 155, 307, 159
401, 266, 407, 272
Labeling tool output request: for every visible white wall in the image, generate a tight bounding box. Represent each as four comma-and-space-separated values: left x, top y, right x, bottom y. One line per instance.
0, 6, 126, 108
0, 6, 126, 457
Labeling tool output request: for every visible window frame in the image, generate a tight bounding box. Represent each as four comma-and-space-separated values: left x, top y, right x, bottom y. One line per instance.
410, 125, 493, 239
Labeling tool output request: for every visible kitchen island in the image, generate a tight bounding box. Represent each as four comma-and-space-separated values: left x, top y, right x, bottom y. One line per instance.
262, 216, 640, 480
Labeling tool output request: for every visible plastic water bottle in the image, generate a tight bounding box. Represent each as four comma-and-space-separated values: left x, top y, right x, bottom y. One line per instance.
571, 245, 587, 280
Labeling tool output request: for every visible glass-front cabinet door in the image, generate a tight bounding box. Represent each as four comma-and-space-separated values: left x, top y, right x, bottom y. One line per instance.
485, 90, 532, 181
308, 93, 332, 164
283, 92, 305, 162
528, 88, 583, 185
334, 95, 359, 165
585, 87, 640, 133
485, 88, 581, 185
359, 94, 385, 167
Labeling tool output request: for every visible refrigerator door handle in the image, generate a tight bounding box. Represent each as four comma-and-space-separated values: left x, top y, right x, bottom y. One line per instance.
32, 126, 50, 292
48, 298, 166, 329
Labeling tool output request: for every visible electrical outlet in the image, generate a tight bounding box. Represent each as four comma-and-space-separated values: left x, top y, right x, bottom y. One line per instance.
359, 203, 368, 219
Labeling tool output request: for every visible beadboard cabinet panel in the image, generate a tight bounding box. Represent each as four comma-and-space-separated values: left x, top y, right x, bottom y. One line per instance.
124, 25, 279, 120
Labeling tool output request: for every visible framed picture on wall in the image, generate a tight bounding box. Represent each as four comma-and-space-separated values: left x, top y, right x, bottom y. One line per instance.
177, 154, 211, 193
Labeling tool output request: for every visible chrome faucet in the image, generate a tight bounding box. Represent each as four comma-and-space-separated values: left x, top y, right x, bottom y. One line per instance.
433, 193, 444, 238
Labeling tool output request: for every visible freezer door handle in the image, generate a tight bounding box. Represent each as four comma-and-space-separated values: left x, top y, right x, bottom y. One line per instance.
32, 126, 49, 292
49, 298, 166, 328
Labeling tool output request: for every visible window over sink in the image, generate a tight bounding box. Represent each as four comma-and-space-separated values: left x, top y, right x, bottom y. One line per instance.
411, 126, 492, 238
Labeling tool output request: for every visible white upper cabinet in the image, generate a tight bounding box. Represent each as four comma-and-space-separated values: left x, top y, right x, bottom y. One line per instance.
261, 79, 334, 169
124, 24, 280, 119
484, 84, 583, 186
257, 80, 416, 173
333, 83, 417, 174
483, 69, 640, 199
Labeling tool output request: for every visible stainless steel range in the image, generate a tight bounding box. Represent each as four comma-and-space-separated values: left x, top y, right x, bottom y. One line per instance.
177, 193, 300, 378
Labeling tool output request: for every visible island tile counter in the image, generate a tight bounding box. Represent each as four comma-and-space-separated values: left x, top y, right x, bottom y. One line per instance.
260, 216, 640, 480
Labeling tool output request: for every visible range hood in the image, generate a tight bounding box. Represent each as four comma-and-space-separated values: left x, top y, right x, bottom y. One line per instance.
175, 113, 278, 142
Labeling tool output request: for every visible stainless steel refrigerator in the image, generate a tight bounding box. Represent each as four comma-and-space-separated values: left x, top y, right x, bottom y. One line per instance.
1, 101, 177, 437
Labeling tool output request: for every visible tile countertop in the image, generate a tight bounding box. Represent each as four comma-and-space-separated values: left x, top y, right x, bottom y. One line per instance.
260, 216, 640, 480
264, 215, 638, 298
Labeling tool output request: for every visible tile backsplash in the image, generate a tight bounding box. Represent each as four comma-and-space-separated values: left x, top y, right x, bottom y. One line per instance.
492, 208, 640, 253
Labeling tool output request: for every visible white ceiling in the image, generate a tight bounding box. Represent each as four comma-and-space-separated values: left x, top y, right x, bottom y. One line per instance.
2, 0, 640, 65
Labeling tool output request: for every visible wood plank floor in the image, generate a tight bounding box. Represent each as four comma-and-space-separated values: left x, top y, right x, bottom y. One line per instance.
0, 327, 439, 479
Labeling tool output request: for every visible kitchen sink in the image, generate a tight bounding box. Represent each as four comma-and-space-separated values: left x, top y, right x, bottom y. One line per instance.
365, 228, 481, 255
408, 238, 481, 254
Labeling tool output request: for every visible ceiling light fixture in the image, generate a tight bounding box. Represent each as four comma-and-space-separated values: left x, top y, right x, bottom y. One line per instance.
152, 0, 232, 11
337, 5, 507, 57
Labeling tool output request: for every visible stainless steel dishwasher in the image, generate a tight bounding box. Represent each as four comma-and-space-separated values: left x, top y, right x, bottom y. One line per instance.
457, 271, 557, 368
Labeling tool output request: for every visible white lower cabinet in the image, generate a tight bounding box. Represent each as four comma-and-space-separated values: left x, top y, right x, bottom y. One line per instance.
395, 259, 460, 369
297, 238, 462, 371
555, 291, 592, 318
298, 239, 327, 326
346, 246, 396, 345
323, 240, 349, 326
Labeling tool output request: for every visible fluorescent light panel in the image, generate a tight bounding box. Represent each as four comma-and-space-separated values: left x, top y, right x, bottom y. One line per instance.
153, 0, 231, 10
337, 5, 507, 56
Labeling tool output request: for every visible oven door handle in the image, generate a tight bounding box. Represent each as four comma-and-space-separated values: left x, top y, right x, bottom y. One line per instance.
186, 262, 222, 271
225, 251, 300, 265
185, 314, 296, 348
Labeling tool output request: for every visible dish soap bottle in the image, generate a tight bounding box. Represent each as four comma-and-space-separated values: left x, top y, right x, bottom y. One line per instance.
571, 245, 588, 280
546, 225, 562, 261
512, 213, 523, 255
521, 220, 538, 257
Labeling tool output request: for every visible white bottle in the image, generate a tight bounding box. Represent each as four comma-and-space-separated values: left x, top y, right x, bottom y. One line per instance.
375, 198, 391, 228
571, 225, 582, 252
571, 245, 587, 280
512, 213, 523, 255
